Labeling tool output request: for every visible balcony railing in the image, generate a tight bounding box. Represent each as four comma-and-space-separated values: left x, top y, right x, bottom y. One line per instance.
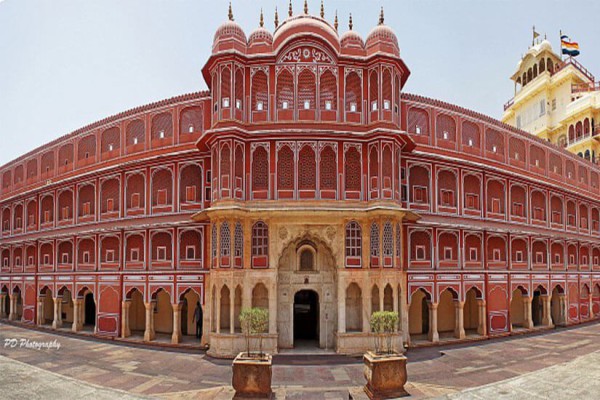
572, 81, 600, 94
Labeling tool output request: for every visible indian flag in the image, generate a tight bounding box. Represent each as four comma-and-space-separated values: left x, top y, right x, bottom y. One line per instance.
561, 35, 580, 57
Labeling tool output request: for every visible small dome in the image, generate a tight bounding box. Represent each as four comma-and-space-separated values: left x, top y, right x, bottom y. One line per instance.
212, 20, 247, 52
248, 27, 273, 48
365, 24, 399, 56
539, 39, 552, 52
340, 30, 364, 50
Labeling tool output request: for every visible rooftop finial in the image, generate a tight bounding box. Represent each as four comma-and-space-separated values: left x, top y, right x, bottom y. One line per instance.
275, 6, 279, 28
228, 1, 234, 21
349, 13, 353, 30
304, 0, 308, 14
288, 0, 293, 17
334, 10, 338, 31
379, 6, 384, 25
259, 8, 264, 27
320, 0, 325, 18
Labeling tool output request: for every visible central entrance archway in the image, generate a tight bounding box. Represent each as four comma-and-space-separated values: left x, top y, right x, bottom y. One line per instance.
294, 290, 319, 345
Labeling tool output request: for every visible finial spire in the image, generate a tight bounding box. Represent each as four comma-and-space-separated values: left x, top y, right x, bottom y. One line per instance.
349, 13, 353, 30
334, 10, 338, 31
304, 0, 308, 14
288, 0, 293, 17
259, 8, 264, 27
379, 6, 384, 25
228, 1, 234, 21
275, 6, 279, 28
321, 0, 325, 18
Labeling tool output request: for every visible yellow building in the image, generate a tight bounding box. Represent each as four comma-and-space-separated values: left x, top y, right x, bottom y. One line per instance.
502, 37, 600, 162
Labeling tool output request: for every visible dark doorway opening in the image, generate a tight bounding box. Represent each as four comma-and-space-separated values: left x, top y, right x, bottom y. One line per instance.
181, 298, 188, 335
532, 290, 543, 326
3, 294, 9, 317
84, 293, 96, 326
294, 290, 319, 345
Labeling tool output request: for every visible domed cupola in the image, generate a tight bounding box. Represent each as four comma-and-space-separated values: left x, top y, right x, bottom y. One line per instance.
340, 14, 365, 55
212, 2, 247, 54
365, 7, 399, 57
248, 9, 273, 53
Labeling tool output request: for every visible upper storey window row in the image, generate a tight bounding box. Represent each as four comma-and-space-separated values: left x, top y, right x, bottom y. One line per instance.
0, 104, 205, 197
210, 50, 403, 126
405, 102, 600, 197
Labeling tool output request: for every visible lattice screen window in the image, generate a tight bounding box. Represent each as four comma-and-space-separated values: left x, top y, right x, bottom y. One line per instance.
220, 222, 231, 257
298, 69, 316, 110
252, 147, 269, 191
41, 152, 54, 174
369, 70, 379, 111
345, 72, 362, 112
407, 108, 429, 135
126, 119, 145, 146
319, 70, 337, 110
152, 170, 172, 206
277, 70, 294, 110
151, 113, 173, 140
252, 71, 268, 111
27, 159, 37, 180
344, 147, 361, 191
382, 69, 392, 110
486, 129, 504, 154
101, 127, 120, 153
395, 223, 401, 257
212, 224, 217, 259
345, 221, 362, 258
59, 144, 74, 166
319, 146, 336, 190
234, 145, 244, 186
101, 179, 120, 212
383, 222, 393, 257
298, 146, 316, 190
180, 165, 201, 203
277, 146, 294, 190
251, 221, 268, 256
369, 146, 378, 184
221, 67, 232, 109
220, 144, 231, 180
234, 68, 244, 110
437, 114, 456, 141
180, 107, 203, 134
234, 222, 243, 258
77, 135, 96, 161
382, 146, 392, 185
370, 223, 380, 257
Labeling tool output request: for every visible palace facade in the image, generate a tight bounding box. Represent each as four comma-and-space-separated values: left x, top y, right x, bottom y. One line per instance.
0, 3, 599, 357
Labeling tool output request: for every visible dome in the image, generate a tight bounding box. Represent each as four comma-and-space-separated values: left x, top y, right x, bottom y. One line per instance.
539, 39, 552, 52
340, 30, 364, 50
365, 24, 399, 56
212, 20, 247, 53
273, 14, 340, 52
248, 27, 273, 48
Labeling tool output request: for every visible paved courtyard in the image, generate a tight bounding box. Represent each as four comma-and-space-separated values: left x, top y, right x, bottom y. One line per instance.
0, 321, 599, 399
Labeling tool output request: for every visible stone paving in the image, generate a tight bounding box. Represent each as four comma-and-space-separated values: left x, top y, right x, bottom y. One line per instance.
0, 321, 599, 399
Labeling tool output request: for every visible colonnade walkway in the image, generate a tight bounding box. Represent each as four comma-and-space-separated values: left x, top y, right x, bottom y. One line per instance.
0, 321, 599, 399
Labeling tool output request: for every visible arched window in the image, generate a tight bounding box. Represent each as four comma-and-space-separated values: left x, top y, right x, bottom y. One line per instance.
344, 147, 361, 197
319, 70, 337, 111
277, 69, 294, 112
345, 71, 362, 116
298, 145, 316, 192
221, 66, 232, 111
370, 222, 380, 267
220, 222, 231, 266
252, 70, 269, 113
299, 249, 314, 271
345, 221, 362, 267
252, 146, 269, 197
319, 145, 337, 192
383, 221, 393, 267
298, 69, 316, 111
211, 224, 217, 266
277, 145, 294, 192
251, 221, 268, 267
234, 222, 243, 268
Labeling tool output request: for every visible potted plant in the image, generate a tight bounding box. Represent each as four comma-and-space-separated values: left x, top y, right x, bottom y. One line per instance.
232, 307, 272, 399
363, 311, 408, 399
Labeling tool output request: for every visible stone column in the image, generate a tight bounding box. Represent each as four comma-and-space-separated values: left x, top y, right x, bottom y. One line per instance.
363, 283, 371, 333
337, 278, 346, 334
52, 297, 63, 328
121, 301, 131, 338
268, 283, 277, 334
589, 296, 594, 319
143, 302, 155, 341
523, 296, 533, 329
542, 295, 553, 327
0, 294, 6, 318
428, 302, 439, 343
215, 286, 221, 334
37, 299, 44, 325
559, 294, 568, 326
8, 295, 16, 321
455, 301, 465, 339
477, 299, 487, 336
230, 288, 235, 334
72, 298, 80, 332
172, 303, 182, 344
379, 289, 384, 313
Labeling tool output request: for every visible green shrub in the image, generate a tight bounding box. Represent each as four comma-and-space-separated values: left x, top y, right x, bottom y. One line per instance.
370, 311, 399, 355
239, 307, 269, 358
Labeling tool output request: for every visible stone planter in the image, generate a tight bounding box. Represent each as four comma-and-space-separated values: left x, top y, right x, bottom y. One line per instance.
363, 351, 408, 399
232, 352, 273, 399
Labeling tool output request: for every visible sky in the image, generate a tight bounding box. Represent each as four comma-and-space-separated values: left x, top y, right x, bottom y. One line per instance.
1, 0, 600, 166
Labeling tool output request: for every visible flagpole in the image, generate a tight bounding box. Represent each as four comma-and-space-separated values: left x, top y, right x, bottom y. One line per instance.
559, 29, 563, 62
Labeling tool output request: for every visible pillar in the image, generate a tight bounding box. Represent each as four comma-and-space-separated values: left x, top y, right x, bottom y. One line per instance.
121, 301, 131, 338
0, 294, 6, 318
268, 283, 277, 334
428, 302, 439, 343
143, 302, 155, 341
230, 288, 235, 334
172, 303, 182, 344
36, 299, 44, 325
476, 299, 487, 336
523, 296, 533, 329
215, 287, 221, 334
379, 288, 384, 314
542, 295, 553, 327
589, 296, 594, 319
363, 283, 371, 333
52, 297, 63, 328
72, 298, 80, 332
559, 293, 568, 326
337, 279, 346, 334
455, 301, 465, 339
8, 295, 16, 321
